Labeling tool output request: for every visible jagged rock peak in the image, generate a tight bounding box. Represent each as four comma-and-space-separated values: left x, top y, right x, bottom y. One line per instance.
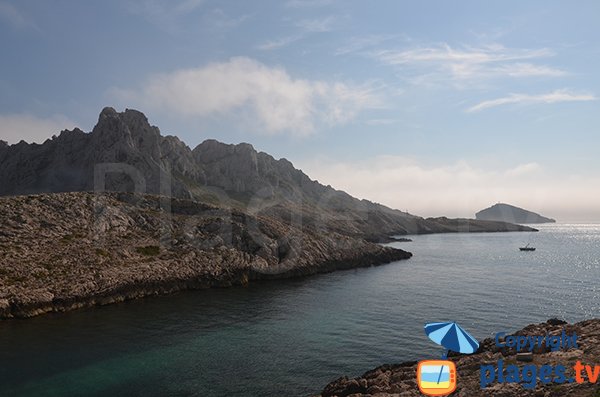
194, 139, 255, 153
0, 106, 539, 239
99, 106, 118, 119
92, 107, 161, 146
193, 139, 258, 163
122, 108, 151, 125
57, 127, 86, 140
96, 107, 152, 128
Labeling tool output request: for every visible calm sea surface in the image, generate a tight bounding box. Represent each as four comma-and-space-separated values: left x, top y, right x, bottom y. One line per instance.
1, 224, 599, 396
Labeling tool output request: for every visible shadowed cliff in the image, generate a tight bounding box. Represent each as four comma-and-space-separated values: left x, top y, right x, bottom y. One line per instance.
0, 192, 412, 318
0, 107, 536, 240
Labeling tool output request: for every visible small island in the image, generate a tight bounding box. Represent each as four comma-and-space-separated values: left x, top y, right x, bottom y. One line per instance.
476, 203, 556, 224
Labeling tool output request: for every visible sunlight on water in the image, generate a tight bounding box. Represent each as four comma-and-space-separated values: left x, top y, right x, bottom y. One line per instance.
1, 225, 599, 396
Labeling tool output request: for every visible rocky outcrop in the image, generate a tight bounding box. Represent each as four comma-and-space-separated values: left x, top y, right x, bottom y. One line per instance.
0, 108, 201, 199
0, 107, 536, 240
476, 203, 556, 224
316, 318, 600, 397
0, 192, 411, 319
423, 217, 539, 233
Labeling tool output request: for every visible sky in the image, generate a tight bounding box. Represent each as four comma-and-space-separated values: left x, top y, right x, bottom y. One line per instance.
1, 0, 599, 221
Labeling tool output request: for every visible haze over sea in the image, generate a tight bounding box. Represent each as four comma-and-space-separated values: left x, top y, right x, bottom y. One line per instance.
1, 224, 598, 397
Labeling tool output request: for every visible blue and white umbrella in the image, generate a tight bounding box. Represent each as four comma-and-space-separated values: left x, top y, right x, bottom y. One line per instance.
424, 321, 479, 356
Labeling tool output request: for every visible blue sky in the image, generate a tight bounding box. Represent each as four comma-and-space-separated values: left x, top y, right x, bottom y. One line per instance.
1, 0, 599, 220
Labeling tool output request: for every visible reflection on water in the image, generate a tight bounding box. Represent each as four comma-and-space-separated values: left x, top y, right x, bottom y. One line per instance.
0, 224, 598, 396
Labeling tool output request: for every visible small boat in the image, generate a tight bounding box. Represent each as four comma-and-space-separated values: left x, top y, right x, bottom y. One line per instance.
519, 243, 536, 251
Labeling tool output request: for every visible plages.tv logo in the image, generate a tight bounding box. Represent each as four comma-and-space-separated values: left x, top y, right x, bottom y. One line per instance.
417, 321, 479, 396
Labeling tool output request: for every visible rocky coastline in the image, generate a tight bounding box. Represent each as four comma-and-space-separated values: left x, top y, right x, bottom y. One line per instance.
316, 318, 600, 396
0, 108, 538, 319
0, 191, 411, 319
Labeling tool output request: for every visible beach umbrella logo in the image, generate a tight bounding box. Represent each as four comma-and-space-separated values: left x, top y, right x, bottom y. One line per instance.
417, 322, 479, 396
424, 321, 479, 357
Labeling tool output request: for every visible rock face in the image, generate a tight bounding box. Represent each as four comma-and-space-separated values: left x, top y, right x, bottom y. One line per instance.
0, 192, 412, 319
476, 203, 556, 224
0, 107, 537, 240
317, 318, 600, 397
0, 108, 539, 318
0, 108, 541, 318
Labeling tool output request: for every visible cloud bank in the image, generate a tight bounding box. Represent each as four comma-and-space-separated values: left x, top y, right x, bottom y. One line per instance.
373, 43, 565, 83
112, 57, 381, 135
0, 113, 77, 144
298, 156, 600, 222
467, 89, 597, 112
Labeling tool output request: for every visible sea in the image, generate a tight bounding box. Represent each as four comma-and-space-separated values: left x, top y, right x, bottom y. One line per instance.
1, 224, 598, 397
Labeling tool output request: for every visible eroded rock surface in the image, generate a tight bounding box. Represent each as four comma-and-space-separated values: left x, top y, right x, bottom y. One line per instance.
316, 319, 600, 397
0, 192, 411, 318
0, 107, 537, 241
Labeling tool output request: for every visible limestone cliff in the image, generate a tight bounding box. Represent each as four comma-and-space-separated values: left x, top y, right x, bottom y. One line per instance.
0, 107, 536, 240
0, 192, 411, 318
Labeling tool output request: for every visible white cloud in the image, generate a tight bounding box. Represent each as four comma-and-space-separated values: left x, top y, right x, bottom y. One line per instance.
373, 43, 564, 83
111, 57, 381, 136
491, 63, 566, 77
334, 34, 403, 56
376, 43, 552, 65
467, 89, 597, 112
257, 35, 303, 51
0, 113, 77, 144
296, 16, 338, 32
298, 156, 600, 222
258, 15, 342, 51
208, 8, 252, 29
257, 15, 341, 51
0, 1, 38, 30
504, 162, 541, 178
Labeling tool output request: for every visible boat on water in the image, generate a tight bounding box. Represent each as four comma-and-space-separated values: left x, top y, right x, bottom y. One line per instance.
519, 243, 536, 251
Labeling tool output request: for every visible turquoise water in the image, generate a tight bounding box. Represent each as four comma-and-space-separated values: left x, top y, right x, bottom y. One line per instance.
1, 224, 599, 396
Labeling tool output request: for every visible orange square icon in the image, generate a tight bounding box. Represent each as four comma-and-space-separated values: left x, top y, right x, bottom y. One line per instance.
417, 360, 457, 396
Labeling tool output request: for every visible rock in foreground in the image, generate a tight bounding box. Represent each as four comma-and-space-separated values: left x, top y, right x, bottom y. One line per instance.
317, 318, 600, 396
0, 192, 411, 319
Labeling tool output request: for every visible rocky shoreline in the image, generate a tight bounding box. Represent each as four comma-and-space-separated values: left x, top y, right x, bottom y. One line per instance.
0, 192, 411, 319
316, 318, 600, 396
0, 188, 536, 320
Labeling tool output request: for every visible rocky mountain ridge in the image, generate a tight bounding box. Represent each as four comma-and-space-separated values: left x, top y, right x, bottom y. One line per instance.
0, 108, 540, 318
0, 107, 536, 239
